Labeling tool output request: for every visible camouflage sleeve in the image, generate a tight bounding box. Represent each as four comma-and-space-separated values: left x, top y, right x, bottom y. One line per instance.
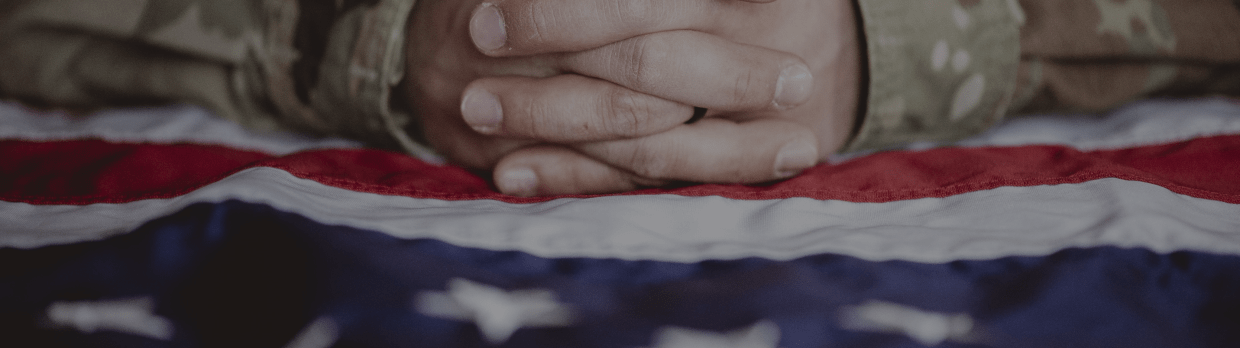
0, 0, 259, 124
0, 0, 428, 155
845, 0, 1023, 152
845, 0, 1240, 152
1010, 0, 1240, 115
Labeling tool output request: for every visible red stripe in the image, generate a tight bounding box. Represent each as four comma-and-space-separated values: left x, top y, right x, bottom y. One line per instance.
3, 136, 1239, 205
1, 140, 268, 204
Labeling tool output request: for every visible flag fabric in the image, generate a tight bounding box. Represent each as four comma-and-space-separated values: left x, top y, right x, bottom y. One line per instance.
2, 98, 1240, 348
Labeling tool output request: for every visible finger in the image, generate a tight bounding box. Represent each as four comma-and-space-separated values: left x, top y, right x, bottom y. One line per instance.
471, 0, 770, 56
417, 102, 534, 170
559, 30, 814, 112
574, 118, 821, 183
460, 74, 694, 141
493, 145, 667, 196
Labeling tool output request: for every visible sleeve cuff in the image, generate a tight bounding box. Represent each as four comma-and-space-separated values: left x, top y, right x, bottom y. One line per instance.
843, 0, 1024, 152
255, 0, 431, 156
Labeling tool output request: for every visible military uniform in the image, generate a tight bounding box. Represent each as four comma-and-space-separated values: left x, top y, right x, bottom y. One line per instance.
0, 0, 427, 155
1, 0, 1238, 156
850, 0, 1240, 151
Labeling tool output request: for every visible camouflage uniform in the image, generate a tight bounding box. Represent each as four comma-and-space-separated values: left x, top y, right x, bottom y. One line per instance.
0, 0, 427, 155
1, 0, 1238, 156
849, 0, 1240, 151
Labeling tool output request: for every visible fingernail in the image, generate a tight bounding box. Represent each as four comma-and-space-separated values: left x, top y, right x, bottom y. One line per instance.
498, 168, 538, 196
470, 4, 507, 52
774, 139, 818, 178
773, 63, 813, 110
461, 88, 503, 134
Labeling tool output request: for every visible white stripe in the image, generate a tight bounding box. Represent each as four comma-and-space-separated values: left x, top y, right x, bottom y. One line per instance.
831, 97, 1240, 162
4, 168, 1238, 263
959, 97, 1240, 151
0, 102, 361, 155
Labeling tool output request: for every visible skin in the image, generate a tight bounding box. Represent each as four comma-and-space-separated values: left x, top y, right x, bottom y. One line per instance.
403, 0, 862, 196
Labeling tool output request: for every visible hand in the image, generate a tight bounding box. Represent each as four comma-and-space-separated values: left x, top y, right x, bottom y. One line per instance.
402, 0, 862, 196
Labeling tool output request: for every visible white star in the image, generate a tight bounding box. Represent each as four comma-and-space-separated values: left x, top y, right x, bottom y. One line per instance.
282, 316, 339, 348
414, 278, 574, 345
840, 301, 974, 346
644, 320, 782, 348
45, 297, 174, 340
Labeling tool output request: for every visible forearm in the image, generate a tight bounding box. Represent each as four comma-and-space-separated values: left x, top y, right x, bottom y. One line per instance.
0, 1, 257, 118
0, 0, 425, 154
1010, 0, 1240, 114
0, 27, 251, 121
844, 0, 1240, 152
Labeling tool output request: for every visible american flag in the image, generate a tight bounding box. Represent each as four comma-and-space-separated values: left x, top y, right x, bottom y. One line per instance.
2, 98, 1239, 347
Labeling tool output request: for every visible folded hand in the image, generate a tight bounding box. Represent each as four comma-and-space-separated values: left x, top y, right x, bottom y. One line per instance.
403, 0, 861, 195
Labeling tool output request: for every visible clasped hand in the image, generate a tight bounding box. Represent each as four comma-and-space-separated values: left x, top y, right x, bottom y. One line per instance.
403, 0, 861, 196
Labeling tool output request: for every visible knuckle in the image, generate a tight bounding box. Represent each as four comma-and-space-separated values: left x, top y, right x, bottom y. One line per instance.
610, 0, 658, 30
627, 152, 668, 179
523, 99, 558, 137
732, 69, 758, 107
601, 90, 652, 137
625, 139, 679, 179
519, 0, 554, 45
618, 36, 669, 91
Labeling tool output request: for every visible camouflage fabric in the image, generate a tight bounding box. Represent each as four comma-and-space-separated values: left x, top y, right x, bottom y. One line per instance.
0, 0, 427, 155
1, 0, 1237, 157
847, 0, 1240, 152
